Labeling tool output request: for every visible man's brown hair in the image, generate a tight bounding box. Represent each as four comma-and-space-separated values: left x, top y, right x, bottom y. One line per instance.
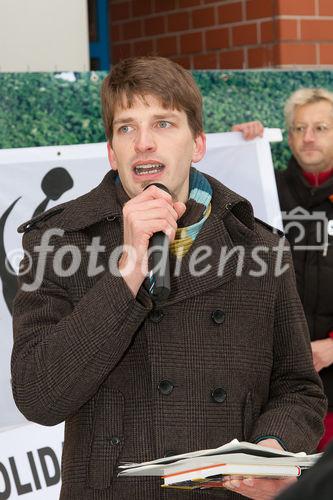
101, 56, 203, 142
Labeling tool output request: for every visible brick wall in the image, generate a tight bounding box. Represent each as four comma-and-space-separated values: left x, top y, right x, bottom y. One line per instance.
110, 0, 333, 69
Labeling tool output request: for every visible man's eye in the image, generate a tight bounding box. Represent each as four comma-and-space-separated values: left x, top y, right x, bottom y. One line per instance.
157, 121, 171, 129
119, 125, 133, 134
294, 126, 305, 133
315, 125, 328, 133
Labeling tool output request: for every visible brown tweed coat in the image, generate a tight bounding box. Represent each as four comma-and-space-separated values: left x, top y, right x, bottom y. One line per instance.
12, 170, 326, 500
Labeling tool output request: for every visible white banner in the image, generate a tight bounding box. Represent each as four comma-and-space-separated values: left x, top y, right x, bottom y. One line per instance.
0, 131, 281, 499
0, 423, 63, 499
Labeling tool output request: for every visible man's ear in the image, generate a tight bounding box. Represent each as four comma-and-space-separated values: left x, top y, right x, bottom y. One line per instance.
192, 132, 206, 164
107, 141, 118, 171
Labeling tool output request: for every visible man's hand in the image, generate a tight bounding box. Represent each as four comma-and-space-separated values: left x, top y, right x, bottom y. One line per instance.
220, 476, 296, 499
203, 439, 296, 499
232, 121, 264, 140
311, 338, 333, 372
118, 185, 186, 297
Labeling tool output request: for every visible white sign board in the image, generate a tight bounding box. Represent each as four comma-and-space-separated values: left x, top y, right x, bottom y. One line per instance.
199, 129, 283, 229
0, 423, 63, 499
0, 131, 281, 499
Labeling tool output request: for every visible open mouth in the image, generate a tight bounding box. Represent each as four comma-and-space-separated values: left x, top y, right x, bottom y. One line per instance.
134, 163, 165, 176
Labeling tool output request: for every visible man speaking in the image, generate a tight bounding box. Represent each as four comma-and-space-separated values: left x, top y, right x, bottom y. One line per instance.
12, 57, 326, 499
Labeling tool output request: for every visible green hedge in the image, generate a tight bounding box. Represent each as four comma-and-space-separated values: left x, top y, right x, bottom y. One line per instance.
1, 70, 333, 170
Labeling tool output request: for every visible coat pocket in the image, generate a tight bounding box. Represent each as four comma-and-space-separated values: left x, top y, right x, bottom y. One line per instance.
88, 387, 125, 489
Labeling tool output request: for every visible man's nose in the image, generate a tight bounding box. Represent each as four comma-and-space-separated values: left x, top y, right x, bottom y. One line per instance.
134, 128, 156, 153
303, 126, 315, 142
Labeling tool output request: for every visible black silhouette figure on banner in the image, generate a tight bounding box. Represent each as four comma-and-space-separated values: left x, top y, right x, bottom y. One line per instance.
33, 167, 74, 217
0, 167, 74, 314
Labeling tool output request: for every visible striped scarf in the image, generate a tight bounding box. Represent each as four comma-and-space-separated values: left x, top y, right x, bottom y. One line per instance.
170, 169, 212, 257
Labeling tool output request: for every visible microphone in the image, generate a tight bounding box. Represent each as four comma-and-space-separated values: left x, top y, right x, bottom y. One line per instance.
144, 183, 171, 303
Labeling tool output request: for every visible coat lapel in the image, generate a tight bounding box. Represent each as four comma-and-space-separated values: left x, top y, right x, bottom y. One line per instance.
165, 175, 256, 305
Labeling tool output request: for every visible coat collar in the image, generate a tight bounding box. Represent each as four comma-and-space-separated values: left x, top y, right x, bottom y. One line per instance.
59, 170, 122, 231
30, 168, 255, 236
19, 168, 257, 302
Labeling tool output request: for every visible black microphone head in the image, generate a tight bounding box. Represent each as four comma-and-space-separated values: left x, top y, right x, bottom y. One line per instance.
143, 183, 171, 196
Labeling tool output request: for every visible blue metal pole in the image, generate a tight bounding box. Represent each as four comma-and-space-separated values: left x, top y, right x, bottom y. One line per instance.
89, 0, 111, 70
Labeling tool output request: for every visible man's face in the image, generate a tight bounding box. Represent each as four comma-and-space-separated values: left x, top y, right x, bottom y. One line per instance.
107, 94, 206, 202
288, 100, 333, 173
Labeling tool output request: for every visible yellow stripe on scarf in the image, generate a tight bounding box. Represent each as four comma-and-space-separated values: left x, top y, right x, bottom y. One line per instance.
170, 203, 212, 257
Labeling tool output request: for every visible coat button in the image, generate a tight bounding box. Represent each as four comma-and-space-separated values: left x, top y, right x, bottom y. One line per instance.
109, 436, 121, 445
149, 309, 164, 323
211, 387, 226, 403
158, 380, 174, 395
211, 309, 225, 324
